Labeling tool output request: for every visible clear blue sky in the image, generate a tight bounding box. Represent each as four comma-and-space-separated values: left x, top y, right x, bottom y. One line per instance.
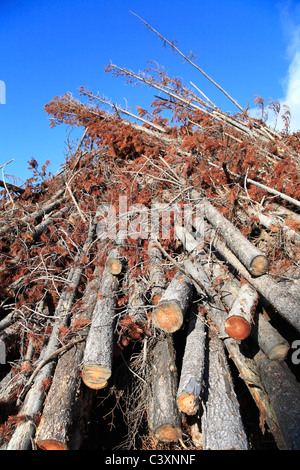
1, 0, 300, 183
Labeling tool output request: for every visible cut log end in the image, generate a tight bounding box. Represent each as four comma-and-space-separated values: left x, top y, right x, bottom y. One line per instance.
81, 364, 111, 389
224, 316, 251, 340
36, 439, 68, 450
249, 255, 270, 276
105, 258, 122, 275
152, 293, 162, 306
24, 232, 34, 244
268, 343, 290, 361
177, 393, 198, 415
152, 302, 183, 333
154, 424, 182, 443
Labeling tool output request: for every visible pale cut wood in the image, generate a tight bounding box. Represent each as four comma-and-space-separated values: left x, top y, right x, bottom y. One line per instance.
152, 271, 194, 333
177, 308, 206, 415
148, 335, 182, 442
202, 333, 249, 450
255, 351, 300, 450
81, 267, 119, 389
105, 248, 124, 275
224, 283, 259, 340
202, 198, 270, 276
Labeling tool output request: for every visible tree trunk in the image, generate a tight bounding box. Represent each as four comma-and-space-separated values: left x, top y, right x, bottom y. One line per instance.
211, 261, 290, 360
255, 351, 300, 450
152, 271, 194, 333
183, 258, 228, 337
202, 198, 270, 276
81, 266, 119, 389
148, 239, 166, 305
6, 222, 97, 449
35, 270, 101, 450
0, 189, 66, 236
24, 206, 69, 243
251, 311, 290, 361
126, 275, 147, 323
148, 335, 182, 442
224, 283, 259, 340
202, 332, 249, 450
205, 224, 300, 333
177, 307, 206, 415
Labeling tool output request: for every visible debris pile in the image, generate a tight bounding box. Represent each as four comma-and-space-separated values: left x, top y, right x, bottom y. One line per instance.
0, 16, 299, 450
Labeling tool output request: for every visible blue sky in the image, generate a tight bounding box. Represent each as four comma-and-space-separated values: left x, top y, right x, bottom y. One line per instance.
1, 0, 300, 183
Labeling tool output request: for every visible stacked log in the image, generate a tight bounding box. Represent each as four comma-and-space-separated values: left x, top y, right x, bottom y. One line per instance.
202, 332, 249, 450
148, 335, 182, 442
0, 16, 299, 450
81, 263, 119, 390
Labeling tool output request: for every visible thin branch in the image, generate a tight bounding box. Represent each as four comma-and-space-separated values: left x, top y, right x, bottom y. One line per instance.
130, 11, 244, 112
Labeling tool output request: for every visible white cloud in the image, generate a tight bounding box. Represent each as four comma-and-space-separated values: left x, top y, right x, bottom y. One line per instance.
277, 1, 300, 132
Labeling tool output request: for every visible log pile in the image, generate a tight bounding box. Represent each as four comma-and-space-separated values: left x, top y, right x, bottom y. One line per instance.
0, 15, 300, 451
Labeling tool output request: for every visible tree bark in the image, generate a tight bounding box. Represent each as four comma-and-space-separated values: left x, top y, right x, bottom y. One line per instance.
255, 351, 300, 450
224, 283, 259, 340
202, 198, 270, 276
0, 189, 66, 236
35, 270, 101, 450
211, 261, 290, 360
24, 206, 69, 243
202, 332, 249, 450
177, 307, 206, 415
126, 277, 147, 323
81, 266, 119, 389
183, 258, 228, 337
148, 239, 166, 305
6, 223, 97, 449
205, 224, 300, 333
152, 271, 194, 333
148, 335, 182, 442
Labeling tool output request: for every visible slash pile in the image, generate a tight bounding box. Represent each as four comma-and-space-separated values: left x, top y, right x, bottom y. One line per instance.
0, 16, 300, 451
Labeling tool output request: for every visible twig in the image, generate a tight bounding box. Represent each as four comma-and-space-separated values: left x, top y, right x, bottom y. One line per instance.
130, 11, 244, 112
208, 162, 300, 208
65, 180, 87, 222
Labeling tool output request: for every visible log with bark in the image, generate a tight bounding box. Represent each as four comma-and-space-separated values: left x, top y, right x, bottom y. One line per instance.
202, 332, 249, 450
148, 335, 182, 442
81, 264, 119, 389
211, 262, 290, 360
224, 283, 259, 340
34, 269, 101, 450
6, 222, 97, 449
184, 258, 287, 448
24, 205, 69, 243
152, 270, 194, 333
202, 198, 270, 276
255, 350, 300, 450
204, 222, 300, 333
148, 239, 166, 305
176, 307, 206, 415
0, 188, 66, 236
